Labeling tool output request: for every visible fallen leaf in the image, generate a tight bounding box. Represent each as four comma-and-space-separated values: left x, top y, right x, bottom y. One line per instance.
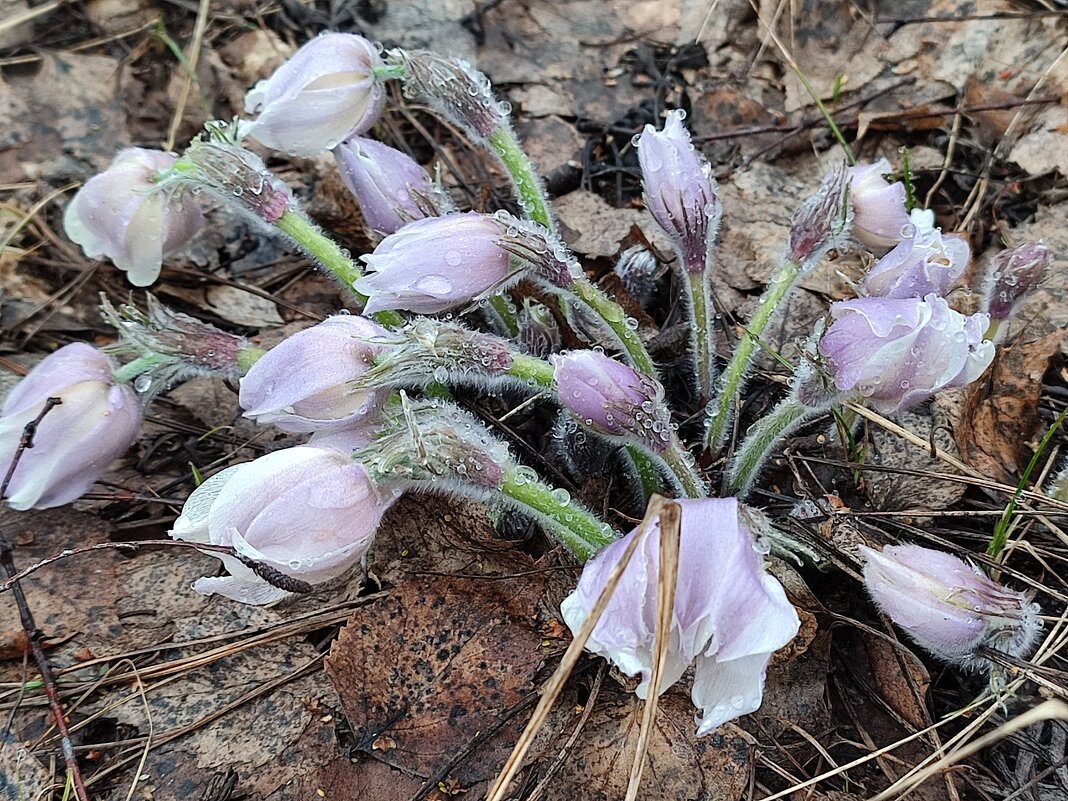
325, 574, 547, 788
954, 331, 1065, 484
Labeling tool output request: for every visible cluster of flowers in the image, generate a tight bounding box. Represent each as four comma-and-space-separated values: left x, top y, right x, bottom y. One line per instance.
1, 32, 1053, 733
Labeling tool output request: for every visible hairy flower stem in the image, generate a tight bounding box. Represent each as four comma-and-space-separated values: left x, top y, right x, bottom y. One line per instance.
728, 393, 831, 497
686, 266, 717, 404
506, 354, 696, 500
500, 467, 616, 560
705, 258, 801, 451
274, 210, 404, 328
483, 125, 659, 379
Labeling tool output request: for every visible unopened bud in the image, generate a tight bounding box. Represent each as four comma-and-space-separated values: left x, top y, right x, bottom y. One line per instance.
789, 163, 852, 266
517, 299, 561, 357
847, 159, 910, 250
980, 242, 1050, 322
613, 245, 662, 305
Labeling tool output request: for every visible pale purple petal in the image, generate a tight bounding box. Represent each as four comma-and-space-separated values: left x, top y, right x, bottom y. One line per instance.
334, 137, 434, 234
847, 159, 910, 250
863, 224, 970, 299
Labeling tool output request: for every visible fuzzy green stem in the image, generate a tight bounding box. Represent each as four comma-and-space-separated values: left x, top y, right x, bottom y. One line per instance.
507, 353, 556, 386
705, 258, 801, 451
235, 346, 266, 375
657, 438, 707, 499
569, 278, 657, 376
490, 294, 519, 337
625, 445, 663, 504
486, 125, 555, 234
687, 268, 716, 403
112, 354, 169, 384
501, 467, 617, 561
728, 394, 819, 497
273, 210, 404, 328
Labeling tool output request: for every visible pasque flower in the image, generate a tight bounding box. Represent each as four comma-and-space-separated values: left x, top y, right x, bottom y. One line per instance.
820, 293, 994, 414
552, 350, 673, 453
239, 315, 388, 433
981, 241, 1050, 322
862, 544, 1041, 670
863, 214, 970, 299
636, 110, 721, 271
64, 148, 205, 286
245, 33, 386, 156
560, 498, 800, 735
170, 445, 389, 605
0, 344, 141, 510
847, 159, 910, 250
334, 137, 444, 235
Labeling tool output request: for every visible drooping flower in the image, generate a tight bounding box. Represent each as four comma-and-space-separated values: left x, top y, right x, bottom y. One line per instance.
0, 344, 142, 510
819, 293, 994, 414
636, 109, 721, 271
847, 158, 910, 250
333, 137, 445, 235
560, 498, 801, 735
239, 315, 388, 433
63, 148, 205, 286
170, 445, 389, 605
861, 543, 1042, 670
863, 215, 970, 299
980, 241, 1050, 322
245, 33, 386, 157
551, 350, 673, 453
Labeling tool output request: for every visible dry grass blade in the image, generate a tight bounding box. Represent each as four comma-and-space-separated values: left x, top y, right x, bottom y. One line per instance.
485, 497, 668, 801
625, 499, 680, 801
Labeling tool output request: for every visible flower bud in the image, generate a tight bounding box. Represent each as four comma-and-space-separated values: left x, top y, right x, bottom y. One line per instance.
63, 148, 205, 286
636, 109, 721, 271
349, 319, 517, 393
239, 315, 388, 433
847, 159, 910, 250
245, 33, 385, 156
355, 212, 521, 314
980, 242, 1050, 322
551, 350, 673, 453
386, 48, 506, 140
333, 137, 447, 235
0, 344, 142, 510
861, 544, 1041, 670
862, 214, 969, 298
819, 293, 994, 414
613, 245, 662, 306
170, 445, 389, 605
561, 498, 800, 735
357, 395, 511, 491
789, 163, 852, 265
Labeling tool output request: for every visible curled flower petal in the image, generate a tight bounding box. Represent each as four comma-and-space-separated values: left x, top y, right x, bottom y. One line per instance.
847, 159, 910, 250
863, 222, 970, 299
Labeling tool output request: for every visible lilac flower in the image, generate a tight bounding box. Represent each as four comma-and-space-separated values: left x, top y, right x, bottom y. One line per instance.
847, 159, 910, 250
636, 110, 721, 271
0, 344, 141, 510
239, 315, 388, 433
560, 498, 800, 735
170, 445, 390, 605
862, 544, 1041, 670
552, 350, 673, 453
355, 212, 522, 314
245, 33, 385, 157
863, 216, 970, 299
981, 242, 1050, 322
63, 148, 205, 286
820, 294, 994, 414
333, 137, 443, 235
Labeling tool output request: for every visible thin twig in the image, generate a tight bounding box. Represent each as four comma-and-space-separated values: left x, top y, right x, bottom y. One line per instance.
0, 397, 89, 801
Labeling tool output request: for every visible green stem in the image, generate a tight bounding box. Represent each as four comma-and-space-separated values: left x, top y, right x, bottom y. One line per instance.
728, 393, 819, 497
274, 210, 404, 328
507, 353, 556, 386
486, 125, 555, 234
705, 258, 801, 451
490, 294, 519, 337
501, 467, 617, 561
569, 278, 657, 376
657, 438, 707, 499
625, 445, 663, 504
687, 269, 716, 403
112, 354, 169, 384
235, 346, 266, 375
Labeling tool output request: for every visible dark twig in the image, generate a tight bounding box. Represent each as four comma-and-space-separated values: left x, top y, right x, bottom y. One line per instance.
0, 397, 90, 801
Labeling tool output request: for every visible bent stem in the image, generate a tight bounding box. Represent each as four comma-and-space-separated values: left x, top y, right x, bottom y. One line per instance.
705, 258, 801, 451
728, 393, 826, 497
501, 467, 617, 561
569, 278, 658, 376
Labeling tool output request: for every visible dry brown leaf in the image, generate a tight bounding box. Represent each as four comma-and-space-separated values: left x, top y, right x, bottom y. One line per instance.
954, 330, 1065, 484
325, 574, 547, 789
861, 632, 931, 731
